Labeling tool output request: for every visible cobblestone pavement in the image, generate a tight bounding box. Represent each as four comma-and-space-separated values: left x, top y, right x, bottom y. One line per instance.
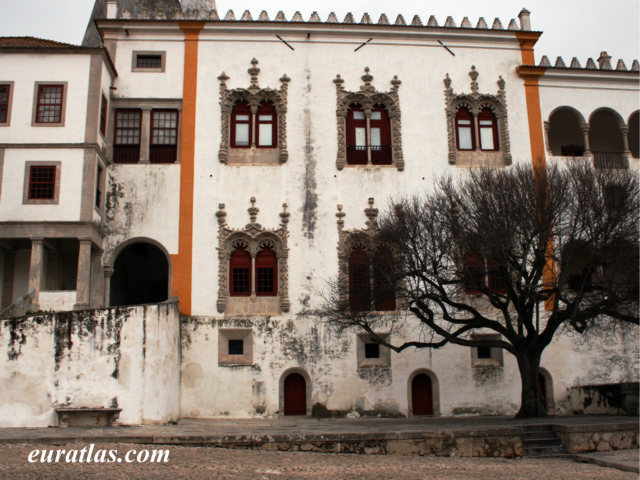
0, 443, 636, 480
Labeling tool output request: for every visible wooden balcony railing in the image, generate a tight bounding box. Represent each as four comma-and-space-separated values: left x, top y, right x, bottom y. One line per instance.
113, 145, 140, 164
593, 151, 628, 169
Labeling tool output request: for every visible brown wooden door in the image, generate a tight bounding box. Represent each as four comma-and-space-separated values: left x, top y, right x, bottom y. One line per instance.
284, 373, 306, 415
412, 374, 433, 415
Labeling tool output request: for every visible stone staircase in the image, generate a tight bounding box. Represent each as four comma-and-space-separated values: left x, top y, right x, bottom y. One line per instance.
522, 425, 565, 457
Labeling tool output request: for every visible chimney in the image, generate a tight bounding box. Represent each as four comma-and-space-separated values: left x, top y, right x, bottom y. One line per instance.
597, 51, 612, 70
518, 8, 531, 31
106, 0, 118, 19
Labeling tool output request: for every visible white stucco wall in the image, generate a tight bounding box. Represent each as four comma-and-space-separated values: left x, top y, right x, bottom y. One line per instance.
0, 301, 180, 427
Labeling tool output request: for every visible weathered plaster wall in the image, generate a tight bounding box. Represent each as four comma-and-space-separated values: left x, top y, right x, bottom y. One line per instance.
0, 301, 180, 427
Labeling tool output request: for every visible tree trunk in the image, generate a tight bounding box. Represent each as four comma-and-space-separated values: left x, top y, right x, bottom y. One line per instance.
515, 351, 547, 418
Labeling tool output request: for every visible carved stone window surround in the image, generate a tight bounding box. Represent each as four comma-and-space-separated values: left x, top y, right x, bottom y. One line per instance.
444, 66, 512, 166
216, 198, 290, 315
218, 59, 291, 165
334, 68, 404, 171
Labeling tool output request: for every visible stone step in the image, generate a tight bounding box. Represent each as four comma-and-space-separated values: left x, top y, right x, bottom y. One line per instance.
522, 431, 558, 440
522, 437, 563, 447
524, 445, 565, 456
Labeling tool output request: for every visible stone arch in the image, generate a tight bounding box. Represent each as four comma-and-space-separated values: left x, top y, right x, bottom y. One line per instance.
589, 108, 625, 151
628, 110, 639, 158
407, 369, 440, 416
108, 238, 171, 307
547, 106, 587, 156
279, 367, 312, 416
538, 367, 554, 414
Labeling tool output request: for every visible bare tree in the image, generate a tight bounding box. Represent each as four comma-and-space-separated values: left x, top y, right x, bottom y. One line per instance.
319, 163, 638, 418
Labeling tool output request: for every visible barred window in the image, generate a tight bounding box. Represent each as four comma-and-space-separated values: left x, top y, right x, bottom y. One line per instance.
28, 165, 56, 199
230, 248, 251, 296
256, 247, 277, 296
35, 85, 63, 124
136, 54, 162, 69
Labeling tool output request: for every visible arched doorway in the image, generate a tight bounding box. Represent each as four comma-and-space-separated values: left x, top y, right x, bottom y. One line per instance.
411, 374, 433, 415
589, 109, 626, 168
110, 242, 169, 306
547, 107, 585, 156
538, 367, 554, 414
283, 373, 306, 416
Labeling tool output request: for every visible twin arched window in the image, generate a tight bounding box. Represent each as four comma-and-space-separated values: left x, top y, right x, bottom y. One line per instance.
346, 104, 392, 165
230, 246, 278, 296
230, 100, 277, 148
348, 246, 396, 312
455, 107, 499, 152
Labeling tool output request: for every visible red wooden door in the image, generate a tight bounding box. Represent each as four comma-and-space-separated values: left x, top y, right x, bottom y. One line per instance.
412, 374, 433, 415
284, 373, 306, 415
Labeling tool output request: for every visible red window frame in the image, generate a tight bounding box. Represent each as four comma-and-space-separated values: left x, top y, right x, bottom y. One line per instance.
477, 108, 499, 151
373, 247, 396, 311
0, 84, 10, 124
35, 84, 64, 124
113, 109, 142, 163
455, 107, 475, 151
230, 248, 252, 296
486, 257, 507, 293
99, 94, 108, 137
230, 101, 252, 148
28, 165, 57, 200
370, 105, 392, 165
256, 101, 277, 148
349, 247, 371, 311
95, 164, 103, 208
150, 109, 179, 163
256, 247, 278, 296
346, 105, 368, 165
463, 250, 485, 294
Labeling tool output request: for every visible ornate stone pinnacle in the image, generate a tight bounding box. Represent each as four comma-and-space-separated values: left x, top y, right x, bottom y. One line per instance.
216, 203, 227, 226
333, 74, 344, 91
248, 197, 259, 223
336, 204, 346, 230
364, 197, 378, 228
218, 72, 230, 83
497, 76, 505, 91
248, 58, 260, 87
279, 203, 290, 226
469, 66, 479, 93
361, 67, 374, 86
280, 74, 291, 84
391, 75, 402, 90
443, 73, 452, 89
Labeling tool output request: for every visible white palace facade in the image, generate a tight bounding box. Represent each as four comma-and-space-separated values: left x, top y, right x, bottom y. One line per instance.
0, 0, 638, 425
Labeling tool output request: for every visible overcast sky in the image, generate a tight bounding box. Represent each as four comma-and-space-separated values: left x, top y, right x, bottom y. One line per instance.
0, 0, 638, 65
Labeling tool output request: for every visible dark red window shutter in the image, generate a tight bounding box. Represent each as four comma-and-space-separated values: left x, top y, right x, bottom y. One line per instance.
230, 248, 251, 296
455, 107, 475, 151
150, 109, 179, 163
486, 257, 507, 293
349, 247, 371, 311
256, 247, 278, 296
478, 108, 499, 151
463, 250, 485, 294
373, 247, 396, 311
230, 101, 251, 148
113, 109, 141, 163
346, 104, 367, 165
0, 84, 10, 123
370, 105, 392, 165
256, 101, 277, 148
99, 94, 108, 137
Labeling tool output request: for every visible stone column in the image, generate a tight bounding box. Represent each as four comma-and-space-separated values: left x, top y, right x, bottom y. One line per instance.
365, 113, 372, 165
543, 121, 552, 154
75, 239, 92, 310
28, 238, 44, 310
1, 250, 15, 309
140, 108, 152, 163
90, 249, 104, 307
620, 125, 631, 156
580, 123, 591, 156
103, 265, 114, 307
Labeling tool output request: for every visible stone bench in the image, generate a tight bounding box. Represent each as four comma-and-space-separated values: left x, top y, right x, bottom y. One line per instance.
55, 407, 122, 428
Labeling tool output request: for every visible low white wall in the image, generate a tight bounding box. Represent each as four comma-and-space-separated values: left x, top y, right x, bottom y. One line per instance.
39, 291, 76, 312
0, 301, 180, 427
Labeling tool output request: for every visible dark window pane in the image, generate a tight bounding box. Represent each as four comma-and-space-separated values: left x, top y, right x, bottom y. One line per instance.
228, 339, 244, 356
477, 346, 492, 359
136, 54, 162, 69
28, 166, 56, 199
364, 343, 380, 359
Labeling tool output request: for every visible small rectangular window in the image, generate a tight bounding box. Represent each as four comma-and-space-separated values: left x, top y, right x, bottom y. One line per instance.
28, 165, 57, 200
35, 85, 64, 124
228, 339, 244, 356
370, 111, 382, 120
353, 111, 365, 120
136, 54, 162, 69
150, 109, 179, 163
477, 346, 492, 359
113, 109, 141, 163
99, 94, 108, 137
364, 343, 380, 359
0, 83, 10, 124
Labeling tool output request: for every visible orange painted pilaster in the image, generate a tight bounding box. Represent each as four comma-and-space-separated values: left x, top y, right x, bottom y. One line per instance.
172, 22, 205, 315
516, 33, 556, 310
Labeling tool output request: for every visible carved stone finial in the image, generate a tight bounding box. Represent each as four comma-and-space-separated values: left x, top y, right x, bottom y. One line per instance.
216, 203, 227, 226
585, 58, 597, 69
555, 56, 566, 68
443, 73, 452, 89
378, 13, 389, 25
616, 59, 627, 71
336, 204, 346, 230
364, 198, 378, 229
279, 203, 290, 227
461, 17, 472, 28
631, 60, 640, 72
391, 75, 401, 90
570, 57, 582, 69
497, 76, 505, 92
248, 197, 259, 223
395, 14, 406, 26
333, 74, 344, 91
518, 8, 531, 31
538, 55, 551, 67
411, 15, 422, 27
218, 72, 230, 84
469, 65, 479, 93
361, 67, 374, 86
597, 51, 612, 70
248, 58, 260, 87
280, 74, 291, 89
327, 12, 338, 23
476, 17, 488, 29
